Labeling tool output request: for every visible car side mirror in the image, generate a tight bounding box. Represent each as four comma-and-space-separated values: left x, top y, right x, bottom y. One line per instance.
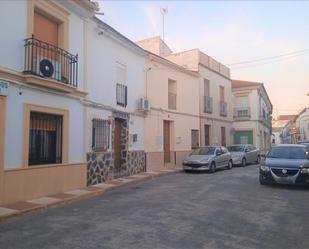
216, 151, 222, 156
245, 149, 250, 153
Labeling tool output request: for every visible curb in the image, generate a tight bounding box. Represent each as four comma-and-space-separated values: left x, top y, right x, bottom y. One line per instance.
0, 168, 182, 223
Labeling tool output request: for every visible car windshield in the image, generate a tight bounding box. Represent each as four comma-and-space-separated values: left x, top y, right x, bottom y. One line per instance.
227, 146, 244, 152
191, 147, 216, 155
267, 147, 308, 159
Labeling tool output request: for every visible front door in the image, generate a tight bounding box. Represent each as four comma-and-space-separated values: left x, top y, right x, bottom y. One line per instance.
205, 125, 210, 146
221, 127, 226, 147
114, 119, 122, 175
163, 121, 171, 163
234, 130, 253, 145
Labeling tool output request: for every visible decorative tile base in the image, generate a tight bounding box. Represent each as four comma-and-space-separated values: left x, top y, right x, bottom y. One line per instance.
87, 150, 146, 186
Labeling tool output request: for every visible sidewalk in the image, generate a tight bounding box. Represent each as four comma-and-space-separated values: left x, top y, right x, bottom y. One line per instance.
0, 168, 182, 222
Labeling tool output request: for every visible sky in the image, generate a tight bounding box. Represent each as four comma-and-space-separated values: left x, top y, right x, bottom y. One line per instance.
97, 0, 309, 117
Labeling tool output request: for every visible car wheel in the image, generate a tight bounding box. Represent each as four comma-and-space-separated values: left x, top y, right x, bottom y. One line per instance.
227, 160, 233, 170
209, 162, 216, 173
259, 175, 267, 185
256, 156, 261, 164
241, 158, 247, 167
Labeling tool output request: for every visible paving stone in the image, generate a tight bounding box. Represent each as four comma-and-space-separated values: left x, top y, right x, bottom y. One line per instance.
0, 207, 17, 216
28, 197, 61, 205
3, 201, 41, 211
65, 189, 92, 196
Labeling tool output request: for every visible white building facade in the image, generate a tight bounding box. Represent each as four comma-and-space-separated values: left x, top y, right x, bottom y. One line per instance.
0, 0, 97, 205
86, 18, 146, 184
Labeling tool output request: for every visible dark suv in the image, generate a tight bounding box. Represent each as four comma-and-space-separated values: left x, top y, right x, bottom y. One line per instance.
259, 144, 309, 185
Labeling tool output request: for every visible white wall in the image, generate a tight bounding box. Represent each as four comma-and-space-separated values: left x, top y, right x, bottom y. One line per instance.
4, 84, 84, 169
86, 107, 144, 151
0, 1, 27, 72
86, 20, 145, 151
0, 1, 86, 91
87, 21, 145, 113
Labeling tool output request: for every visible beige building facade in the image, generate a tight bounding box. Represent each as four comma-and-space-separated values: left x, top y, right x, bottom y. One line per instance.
142, 52, 200, 170
232, 80, 273, 153
166, 49, 233, 147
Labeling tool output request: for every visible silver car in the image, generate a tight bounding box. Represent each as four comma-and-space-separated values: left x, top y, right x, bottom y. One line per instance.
183, 146, 233, 173
227, 144, 260, 166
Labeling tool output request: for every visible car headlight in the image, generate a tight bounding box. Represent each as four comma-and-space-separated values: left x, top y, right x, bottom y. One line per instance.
200, 159, 210, 164
260, 165, 270, 172
300, 167, 309, 174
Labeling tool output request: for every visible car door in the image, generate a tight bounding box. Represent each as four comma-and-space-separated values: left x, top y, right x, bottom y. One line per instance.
215, 148, 224, 167
250, 146, 258, 162
221, 147, 230, 167
244, 146, 251, 162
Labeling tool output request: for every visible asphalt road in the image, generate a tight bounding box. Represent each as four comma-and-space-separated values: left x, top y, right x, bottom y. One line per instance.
1, 164, 309, 249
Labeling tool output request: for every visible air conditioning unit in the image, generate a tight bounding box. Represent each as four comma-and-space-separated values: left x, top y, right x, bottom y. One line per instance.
32, 55, 62, 81
137, 97, 150, 112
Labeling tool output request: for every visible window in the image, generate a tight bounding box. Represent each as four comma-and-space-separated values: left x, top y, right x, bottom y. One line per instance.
168, 79, 177, 110
92, 119, 110, 151
219, 86, 225, 101
29, 112, 63, 165
116, 83, 127, 107
116, 64, 127, 107
222, 147, 228, 154
237, 109, 249, 117
204, 79, 210, 97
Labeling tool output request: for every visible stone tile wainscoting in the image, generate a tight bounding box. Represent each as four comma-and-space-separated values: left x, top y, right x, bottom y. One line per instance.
87, 151, 146, 186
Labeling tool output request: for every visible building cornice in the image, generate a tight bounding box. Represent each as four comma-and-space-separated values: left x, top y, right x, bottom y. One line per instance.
147, 53, 199, 77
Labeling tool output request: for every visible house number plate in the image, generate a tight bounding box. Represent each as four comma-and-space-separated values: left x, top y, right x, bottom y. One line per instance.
0, 80, 9, 96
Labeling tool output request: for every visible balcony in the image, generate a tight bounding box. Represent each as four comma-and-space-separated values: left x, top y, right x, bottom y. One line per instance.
259, 115, 272, 128
233, 107, 251, 120
168, 92, 177, 110
219, 101, 228, 117
23, 36, 78, 88
204, 96, 213, 113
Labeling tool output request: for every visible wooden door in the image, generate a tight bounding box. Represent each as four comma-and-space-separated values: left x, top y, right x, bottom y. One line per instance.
205, 125, 210, 146
163, 121, 171, 163
114, 119, 122, 170
221, 127, 226, 147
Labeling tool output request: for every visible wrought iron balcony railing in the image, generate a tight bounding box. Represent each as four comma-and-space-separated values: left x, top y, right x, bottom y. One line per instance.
204, 96, 213, 113
234, 107, 251, 120
219, 101, 228, 117
23, 36, 78, 87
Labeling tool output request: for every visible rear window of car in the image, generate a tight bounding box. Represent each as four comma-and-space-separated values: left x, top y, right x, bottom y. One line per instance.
191, 147, 216, 155
227, 146, 244, 152
268, 147, 308, 159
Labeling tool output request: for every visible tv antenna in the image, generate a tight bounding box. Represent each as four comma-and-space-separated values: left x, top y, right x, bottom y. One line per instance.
160, 6, 168, 42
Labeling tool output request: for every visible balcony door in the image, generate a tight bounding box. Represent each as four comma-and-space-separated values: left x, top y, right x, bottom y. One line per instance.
205, 125, 210, 146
